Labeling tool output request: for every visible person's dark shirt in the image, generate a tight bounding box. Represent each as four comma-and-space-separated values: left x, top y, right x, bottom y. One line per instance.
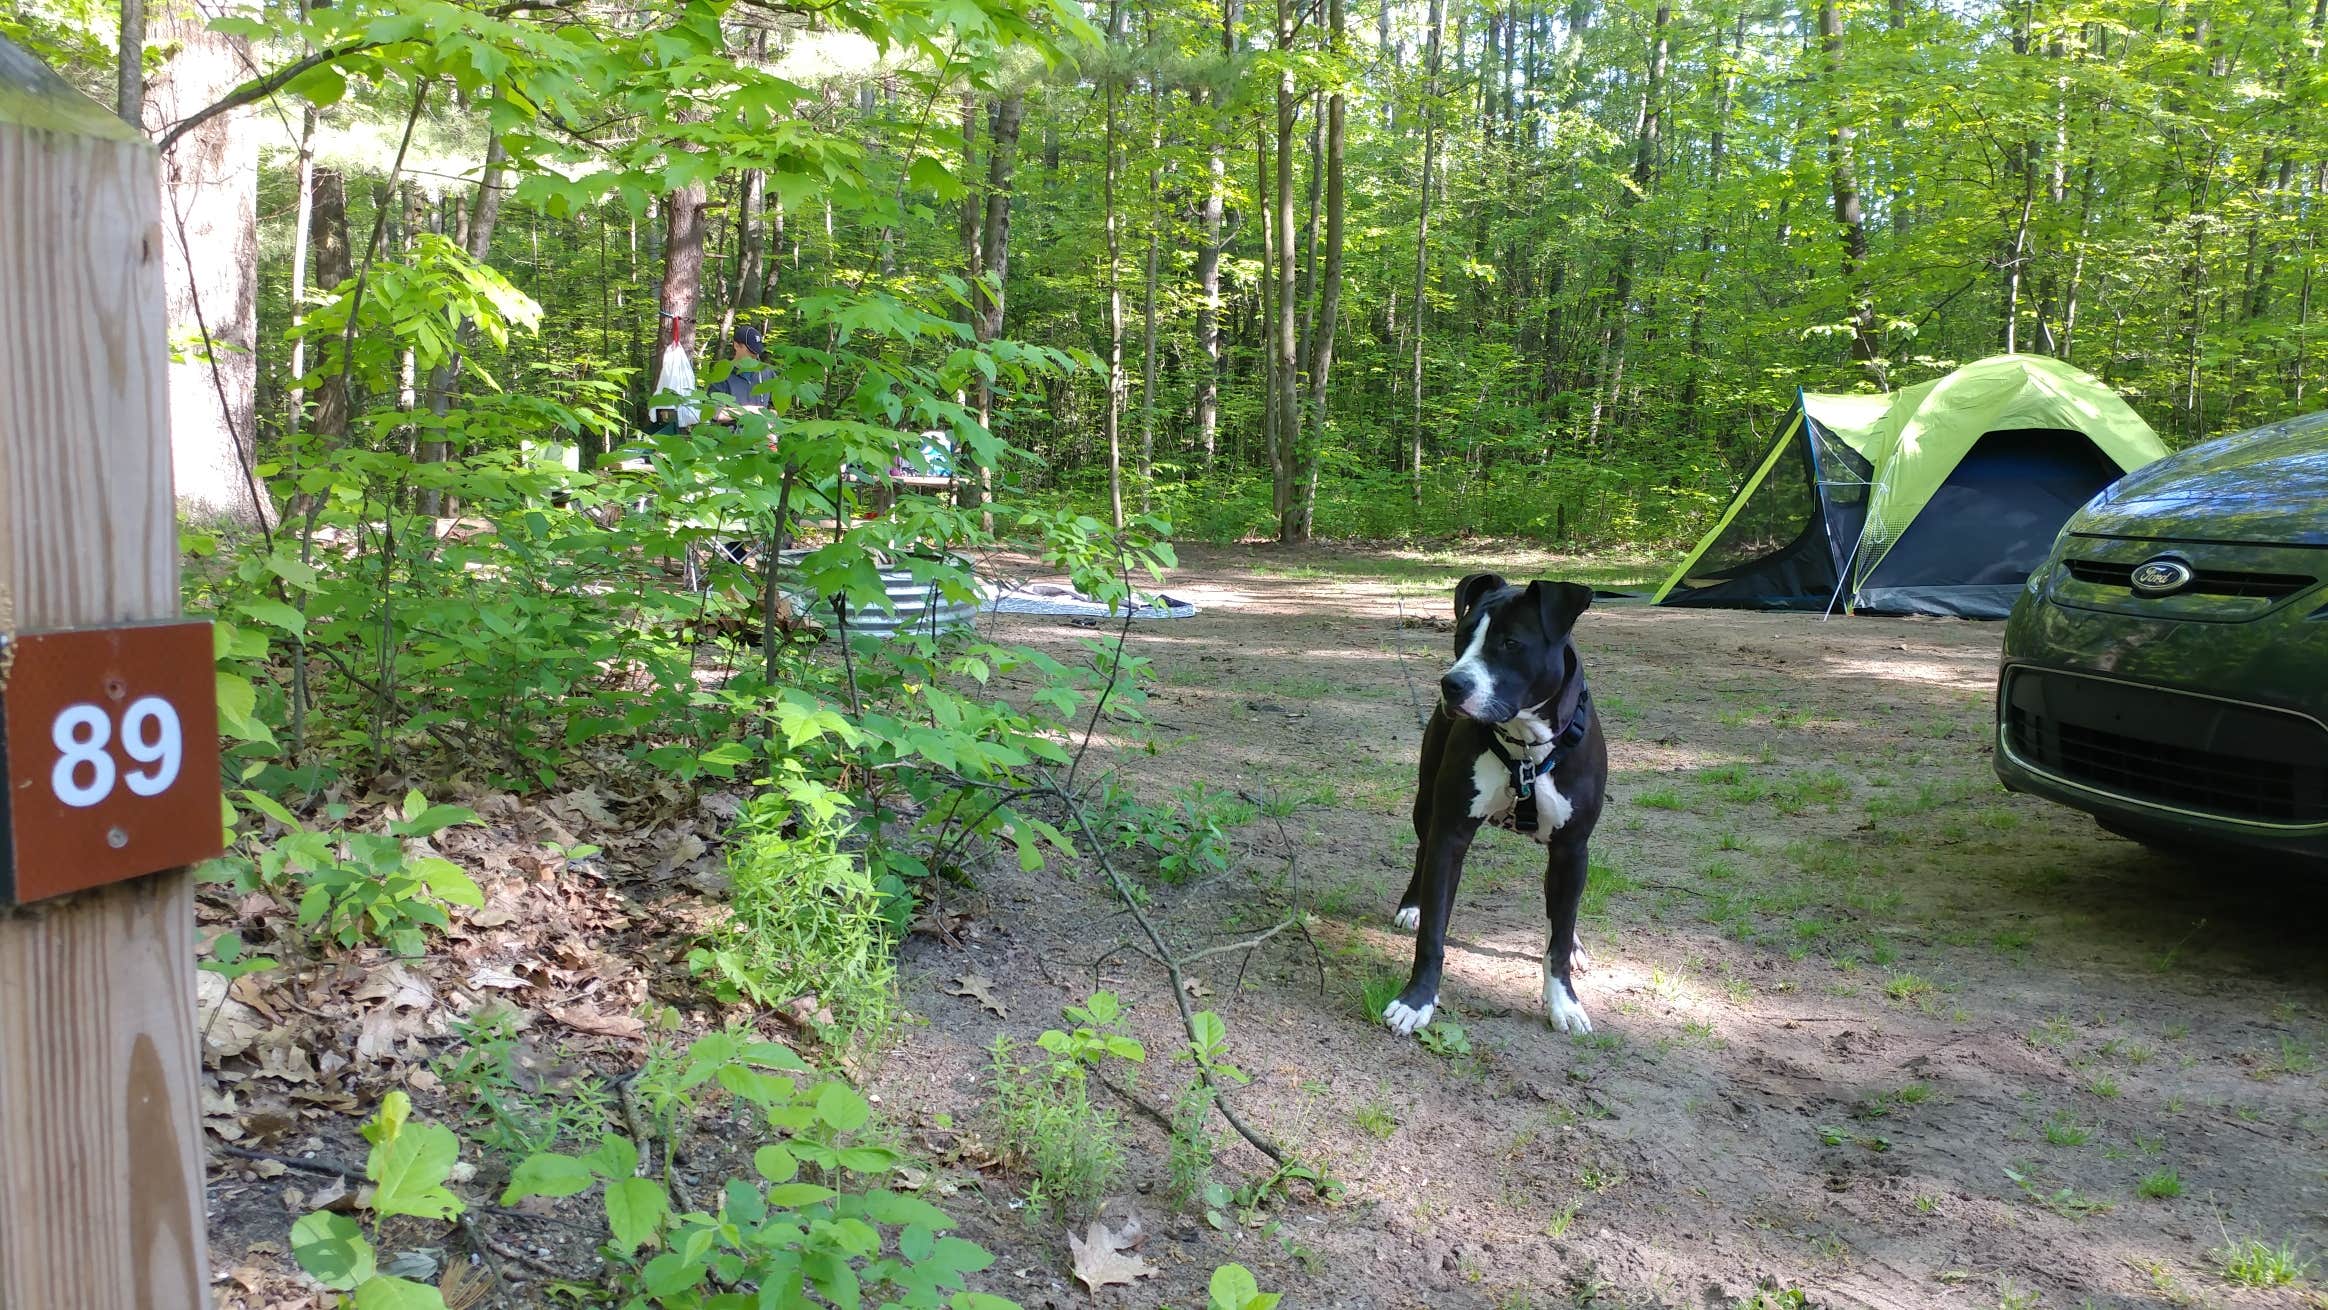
710, 361, 766, 406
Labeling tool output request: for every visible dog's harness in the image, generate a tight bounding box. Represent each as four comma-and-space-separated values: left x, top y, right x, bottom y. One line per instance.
1484, 648, 1591, 835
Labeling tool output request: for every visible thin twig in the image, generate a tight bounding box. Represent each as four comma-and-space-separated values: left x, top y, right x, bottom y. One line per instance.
1044, 774, 1285, 1167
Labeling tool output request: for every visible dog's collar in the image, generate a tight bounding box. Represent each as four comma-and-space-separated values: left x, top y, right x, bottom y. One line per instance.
1484, 647, 1590, 834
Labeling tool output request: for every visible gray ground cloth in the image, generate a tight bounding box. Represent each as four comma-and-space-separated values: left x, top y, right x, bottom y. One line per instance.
980, 582, 1199, 620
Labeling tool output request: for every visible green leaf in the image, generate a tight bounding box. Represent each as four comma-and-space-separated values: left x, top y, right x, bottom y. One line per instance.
642, 1250, 706, 1298
1209, 1264, 1264, 1310
907, 155, 964, 200
290, 1210, 374, 1290
604, 1176, 670, 1253
582, 1134, 638, 1181
753, 1143, 798, 1183
351, 1277, 451, 1310
410, 857, 483, 908
815, 1081, 871, 1132
369, 1118, 464, 1220
860, 1190, 950, 1229
503, 1152, 595, 1203
835, 1144, 900, 1174
283, 62, 347, 107
764, 1182, 838, 1207
234, 597, 308, 636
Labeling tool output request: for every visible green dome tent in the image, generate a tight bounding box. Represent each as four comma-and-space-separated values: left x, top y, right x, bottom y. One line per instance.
1651, 354, 2169, 618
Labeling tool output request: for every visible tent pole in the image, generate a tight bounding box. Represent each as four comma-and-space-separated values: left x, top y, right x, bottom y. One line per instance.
1648, 411, 1804, 604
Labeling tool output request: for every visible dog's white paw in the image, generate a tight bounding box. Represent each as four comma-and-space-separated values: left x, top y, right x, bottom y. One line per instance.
1382, 998, 1436, 1036
1570, 934, 1589, 973
1541, 961, 1592, 1036
1393, 906, 1420, 931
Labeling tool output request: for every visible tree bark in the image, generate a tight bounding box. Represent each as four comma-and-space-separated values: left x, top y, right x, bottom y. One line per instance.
417, 135, 508, 515
1139, 57, 1161, 512
660, 176, 709, 399
1270, 0, 1301, 538
1104, 0, 1127, 532
308, 164, 351, 445
115, 0, 143, 125
1817, 0, 1880, 377
285, 105, 317, 440
1291, 0, 1347, 544
148, 0, 267, 528
1195, 85, 1225, 472
1410, 0, 1444, 506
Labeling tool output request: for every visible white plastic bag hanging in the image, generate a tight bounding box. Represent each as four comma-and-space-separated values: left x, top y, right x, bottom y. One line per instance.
654, 333, 699, 428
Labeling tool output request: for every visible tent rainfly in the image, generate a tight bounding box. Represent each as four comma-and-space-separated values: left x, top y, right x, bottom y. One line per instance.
1651, 354, 2170, 619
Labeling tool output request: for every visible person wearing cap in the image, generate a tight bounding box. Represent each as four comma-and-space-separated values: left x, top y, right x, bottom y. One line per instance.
710, 323, 769, 419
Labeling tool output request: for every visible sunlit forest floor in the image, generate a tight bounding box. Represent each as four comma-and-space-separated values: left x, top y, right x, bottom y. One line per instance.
879, 543, 2328, 1309
202, 543, 2326, 1309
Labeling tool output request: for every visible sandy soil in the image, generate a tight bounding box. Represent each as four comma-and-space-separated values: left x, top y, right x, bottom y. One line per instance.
878, 542, 2328, 1310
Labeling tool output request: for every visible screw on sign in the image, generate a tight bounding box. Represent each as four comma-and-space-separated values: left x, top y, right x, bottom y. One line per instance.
0, 621, 223, 905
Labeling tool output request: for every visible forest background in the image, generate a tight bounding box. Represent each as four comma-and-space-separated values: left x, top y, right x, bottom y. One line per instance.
19, 0, 2323, 552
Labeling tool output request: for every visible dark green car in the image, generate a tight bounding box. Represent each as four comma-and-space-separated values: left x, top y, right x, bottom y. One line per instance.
1994, 411, 2328, 863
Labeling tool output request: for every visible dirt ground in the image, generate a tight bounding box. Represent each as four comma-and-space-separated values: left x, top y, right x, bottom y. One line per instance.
879, 542, 2328, 1310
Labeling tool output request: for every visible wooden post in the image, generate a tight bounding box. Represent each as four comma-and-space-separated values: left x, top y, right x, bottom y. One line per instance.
0, 36, 212, 1308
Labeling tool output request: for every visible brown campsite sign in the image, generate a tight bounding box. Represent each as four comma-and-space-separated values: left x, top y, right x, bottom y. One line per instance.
0, 622, 222, 905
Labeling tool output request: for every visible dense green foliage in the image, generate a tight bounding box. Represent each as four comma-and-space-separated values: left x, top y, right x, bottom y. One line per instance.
42, 0, 2325, 547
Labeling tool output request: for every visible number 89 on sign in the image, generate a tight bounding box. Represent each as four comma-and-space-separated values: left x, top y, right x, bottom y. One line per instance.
1, 622, 223, 905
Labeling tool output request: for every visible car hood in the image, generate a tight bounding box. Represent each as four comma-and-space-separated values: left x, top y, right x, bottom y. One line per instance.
2070, 411, 2328, 546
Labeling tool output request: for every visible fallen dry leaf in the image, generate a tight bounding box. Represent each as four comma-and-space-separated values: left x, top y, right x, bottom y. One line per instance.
548, 1004, 645, 1040
197, 971, 268, 1062
943, 973, 1007, 1017
1067, 1219, 1157, 1293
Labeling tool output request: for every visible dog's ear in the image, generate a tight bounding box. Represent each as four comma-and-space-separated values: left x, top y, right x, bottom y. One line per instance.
1528, 580, 1594, 636
1453, 573, 1506, 623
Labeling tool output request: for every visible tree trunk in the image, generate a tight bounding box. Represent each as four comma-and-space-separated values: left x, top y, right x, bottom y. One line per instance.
116, 0, 143, 124
285, 106, 317, 439
972, 93, 1026, 526
1681, 9, 1743, 431
148, 0, 267, 528
1104, 0, 1126, 532
1292, 0, 1348, 544
1591, 0, 1667, 446
1817, 0, 1880, 376
1195, 85, 1225, 472
659, 176, 709, 404
417, 135, 508, 515
1410, 0, 1444, 506
1139, 63, 1161, 512
308, 165, 351, 445
1270, 0, 1301, 539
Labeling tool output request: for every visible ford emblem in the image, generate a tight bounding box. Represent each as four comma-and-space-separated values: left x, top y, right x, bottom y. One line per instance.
2129, 556, 2195, 597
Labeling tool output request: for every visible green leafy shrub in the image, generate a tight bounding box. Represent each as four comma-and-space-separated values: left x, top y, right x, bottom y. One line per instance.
1209, 1264, 1282, 1310
686, 811, 897, 1042
209, 788, 482, 955
985, 994, 1148, 1224
504, 1032, 1020, 1308
290, 1091, 467, 1308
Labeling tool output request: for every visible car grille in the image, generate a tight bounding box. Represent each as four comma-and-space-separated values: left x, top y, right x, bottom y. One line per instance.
2004, 670, 2328, 825
2063, 559, 2316, 599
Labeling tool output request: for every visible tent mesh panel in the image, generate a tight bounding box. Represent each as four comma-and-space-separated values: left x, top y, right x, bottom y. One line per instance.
1858, 428, 2125, 594
1681, 434, 1818, 588
1663, 428, 1843, 609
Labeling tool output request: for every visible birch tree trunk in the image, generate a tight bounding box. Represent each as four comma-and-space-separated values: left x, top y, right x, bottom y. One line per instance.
1103, 0, 1127, 533
148, 0, 268, 528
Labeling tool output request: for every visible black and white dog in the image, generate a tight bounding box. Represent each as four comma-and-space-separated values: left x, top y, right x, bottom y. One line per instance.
1386, 574, 1607, 1038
